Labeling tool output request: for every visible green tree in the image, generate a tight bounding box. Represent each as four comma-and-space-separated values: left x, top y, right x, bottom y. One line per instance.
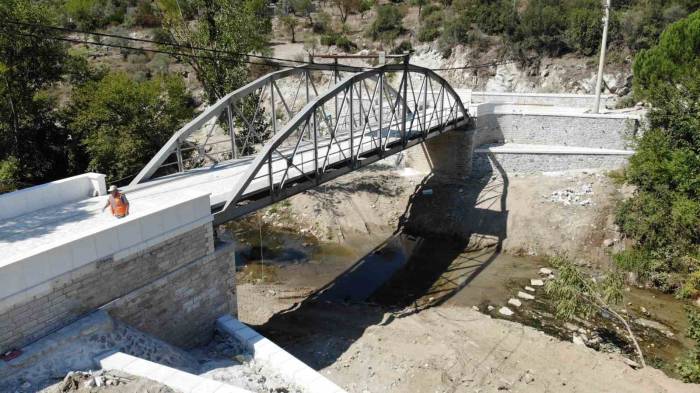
0, 0, 76, 190
515, 0, 567, 55
157, 0, 272, 104
545, 256, 646, 367
614, 10, 700, 299
565, 1, 603, 55
65, 73, 195, 183
633, 10, 700, 100
280, 15, 299, 43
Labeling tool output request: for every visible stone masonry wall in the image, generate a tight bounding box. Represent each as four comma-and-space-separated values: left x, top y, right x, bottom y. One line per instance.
106, 241, 236, 348
474, 114, 639, 150
0, 224, 219, 353
473, 151, 631, 174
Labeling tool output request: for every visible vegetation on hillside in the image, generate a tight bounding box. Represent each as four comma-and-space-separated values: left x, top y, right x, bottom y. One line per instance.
610, 10, 699, 381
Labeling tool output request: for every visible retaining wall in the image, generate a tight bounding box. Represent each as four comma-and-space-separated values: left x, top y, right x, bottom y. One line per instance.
0, 221, 236, 353
473, 108, 640, 150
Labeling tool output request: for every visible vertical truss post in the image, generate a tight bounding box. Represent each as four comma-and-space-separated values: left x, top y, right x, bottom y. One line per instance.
440, 80, 445, 131
226, 104, 238, 159
422, 72, 428, 137
175, 140, 184, 172
349, 83, 354, 164
270, 79, 277, 134
379, 72, 384, 149
401, 54, 409, 146
313, 111, 319, 182
334, 58, 339, 122
305, 70, 311, 140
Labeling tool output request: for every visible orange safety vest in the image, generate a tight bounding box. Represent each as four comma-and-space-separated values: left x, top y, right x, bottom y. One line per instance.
109, 193, 129, 217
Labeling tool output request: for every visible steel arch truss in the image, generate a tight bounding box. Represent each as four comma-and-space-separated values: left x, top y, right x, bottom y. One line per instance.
129, 63, 370, 185
213, 63, 471, 224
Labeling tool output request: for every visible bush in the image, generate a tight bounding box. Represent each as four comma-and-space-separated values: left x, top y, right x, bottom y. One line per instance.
367, 4, 404, 41
418, 5, 442, 42
514, 0, 568, 55
313, 11, 332, 33
564, 2, 602, 55
391, 40, 412, 54
133, 1, 161, 27
320, 33, 357, 51
676, 307, 700, 382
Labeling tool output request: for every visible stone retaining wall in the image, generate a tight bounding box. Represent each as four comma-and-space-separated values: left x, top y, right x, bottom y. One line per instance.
0, 223, 235, 353
474, 113, 639, 150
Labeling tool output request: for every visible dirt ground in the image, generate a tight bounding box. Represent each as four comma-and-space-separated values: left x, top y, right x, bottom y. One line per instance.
238, 283, 699, 393
228, 149, 700, 393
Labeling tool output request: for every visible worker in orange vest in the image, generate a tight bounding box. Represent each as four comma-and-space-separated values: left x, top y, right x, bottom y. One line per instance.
102, 185, 130, 218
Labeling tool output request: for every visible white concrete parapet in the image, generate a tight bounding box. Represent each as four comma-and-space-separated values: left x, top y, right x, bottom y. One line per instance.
463, 90, 616, 108
0, 173, 106, 220
0, 190, 212, 308
217, 315, 348, 393
98, 351, 253, 393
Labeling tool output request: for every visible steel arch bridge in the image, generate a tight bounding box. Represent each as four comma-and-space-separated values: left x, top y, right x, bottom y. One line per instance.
129, 62, 471, 225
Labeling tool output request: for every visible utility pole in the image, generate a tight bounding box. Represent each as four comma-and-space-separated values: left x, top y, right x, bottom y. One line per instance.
593, 0, 611, 114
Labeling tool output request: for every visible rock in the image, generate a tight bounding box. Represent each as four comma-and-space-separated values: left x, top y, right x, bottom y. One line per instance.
508, 298, 522, 307
603, 238, 615, 247
499, 307, 514, 316
525, 286, 535, 292
572, 335, 586, 346
530, 279, 545, 286
539, 268, 553, 276
564, 322, 579, 331
472, 306, 479, 311
635, 318, 671, 334
517, 291, 535, 300
487, 305, 495, 311
640, 306, 648, 314
622, 357, 641, 369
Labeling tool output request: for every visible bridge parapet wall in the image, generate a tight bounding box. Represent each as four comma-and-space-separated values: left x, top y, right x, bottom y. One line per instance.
0, 191, 236, 353
0, 173, 106, 220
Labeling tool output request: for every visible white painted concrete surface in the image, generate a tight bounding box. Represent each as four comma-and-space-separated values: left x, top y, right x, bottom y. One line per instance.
0, 173, 106, 220
217, 315, 348, 393
475, 143, 635, 155
98, 351, 253, 393
0, 189, 212, 306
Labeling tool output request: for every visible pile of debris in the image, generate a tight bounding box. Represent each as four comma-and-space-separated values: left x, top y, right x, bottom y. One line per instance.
58, 370, 132, 391
546, 183, 594, 207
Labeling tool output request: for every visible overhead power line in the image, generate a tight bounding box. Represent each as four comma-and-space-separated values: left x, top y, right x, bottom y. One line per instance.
3, 19, 523, 73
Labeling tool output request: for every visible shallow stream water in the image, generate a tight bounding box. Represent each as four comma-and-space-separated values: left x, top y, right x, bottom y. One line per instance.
229, 218, 694, 378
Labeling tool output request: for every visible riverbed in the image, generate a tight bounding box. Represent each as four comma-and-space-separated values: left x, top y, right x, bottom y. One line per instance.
228, 214, 695, 380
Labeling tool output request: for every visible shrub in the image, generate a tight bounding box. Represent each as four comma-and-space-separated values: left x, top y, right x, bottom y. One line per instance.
564, 2, 602, 55
418, 5, 442, 42
676, 307, 700, 382
367, 4, 404, 41
313, 11, 332, 33
515, 0, 567, 55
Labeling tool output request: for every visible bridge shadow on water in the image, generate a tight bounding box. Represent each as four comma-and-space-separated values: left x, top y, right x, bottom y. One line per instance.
252, 155, 509, 370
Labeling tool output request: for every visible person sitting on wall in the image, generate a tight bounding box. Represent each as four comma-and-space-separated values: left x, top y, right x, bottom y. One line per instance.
102, 185, 130, 218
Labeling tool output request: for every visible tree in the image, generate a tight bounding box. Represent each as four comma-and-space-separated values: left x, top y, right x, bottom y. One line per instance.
333, 0, 361, 24
157, 0, 272, 104
545, 256, 646, 367
65, 73, 195, 183
0, 0, 76, 190
633, 10, 700, 101
280, 15, 299, 43
614, 11, 700, 297
290, 0, 314, 24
